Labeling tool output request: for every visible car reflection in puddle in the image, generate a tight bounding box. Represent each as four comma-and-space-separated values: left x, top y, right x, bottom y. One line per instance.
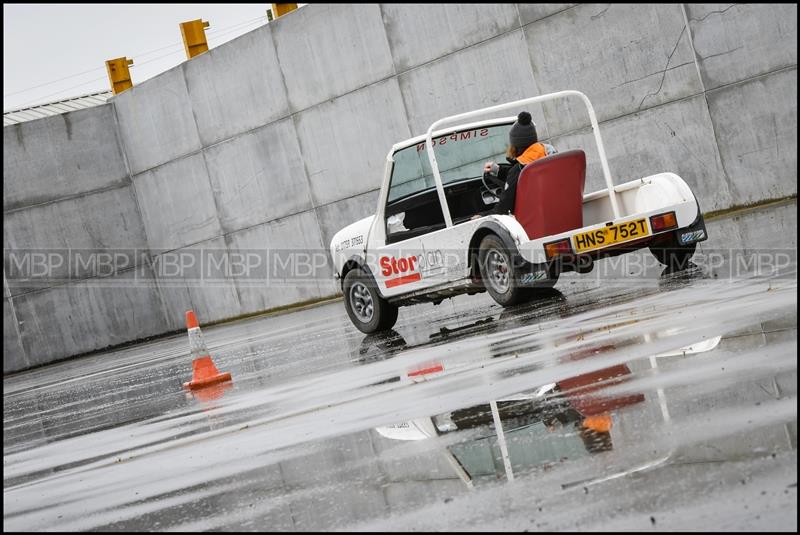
368, 320, 722, 488
375, 359, 638, 486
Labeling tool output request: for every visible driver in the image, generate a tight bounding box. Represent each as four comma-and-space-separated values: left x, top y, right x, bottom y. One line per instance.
477, 111, 557, 217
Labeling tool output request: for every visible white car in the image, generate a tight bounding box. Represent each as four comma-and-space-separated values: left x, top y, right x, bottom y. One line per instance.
330, 91, 708, 333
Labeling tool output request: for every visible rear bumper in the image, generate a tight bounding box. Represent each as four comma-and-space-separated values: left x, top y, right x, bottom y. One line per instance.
519, 201, 700, 261
513, 204, 708, 285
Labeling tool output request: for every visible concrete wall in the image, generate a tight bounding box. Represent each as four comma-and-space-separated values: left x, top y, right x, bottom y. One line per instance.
4, 3, 797, 372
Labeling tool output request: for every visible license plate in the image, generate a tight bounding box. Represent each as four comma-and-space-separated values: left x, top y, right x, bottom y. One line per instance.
573, 218, 650, 253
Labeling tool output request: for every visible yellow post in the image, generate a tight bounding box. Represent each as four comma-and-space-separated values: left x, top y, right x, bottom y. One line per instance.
180, 19, 211, 59
105, 57, 134, 95
271, 3, 298, 18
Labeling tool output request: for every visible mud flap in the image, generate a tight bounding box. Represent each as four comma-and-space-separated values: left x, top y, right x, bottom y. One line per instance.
674, 212, 708, 246
515, 260, 557, 287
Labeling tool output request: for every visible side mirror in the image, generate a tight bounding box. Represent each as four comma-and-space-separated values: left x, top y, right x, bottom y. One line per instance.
387, 212, 407, 233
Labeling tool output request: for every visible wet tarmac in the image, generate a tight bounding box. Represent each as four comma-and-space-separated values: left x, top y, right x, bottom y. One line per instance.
3, 199, 797, 531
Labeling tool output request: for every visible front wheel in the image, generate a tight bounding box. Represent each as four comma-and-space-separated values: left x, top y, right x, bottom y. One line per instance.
343, 268, 399, 334
478, 234, 532, 307
649, 235, 697, 271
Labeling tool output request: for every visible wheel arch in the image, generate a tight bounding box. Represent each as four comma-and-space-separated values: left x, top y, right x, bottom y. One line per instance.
341, 255, 385, 297
468, 221, 520, 280
341, 256, 363, 284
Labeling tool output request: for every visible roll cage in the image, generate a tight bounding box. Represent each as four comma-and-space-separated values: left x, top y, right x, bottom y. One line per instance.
369, 90, 622, 245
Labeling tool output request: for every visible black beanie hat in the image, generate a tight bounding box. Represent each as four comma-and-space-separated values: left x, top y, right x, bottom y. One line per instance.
508, 111, 537, 149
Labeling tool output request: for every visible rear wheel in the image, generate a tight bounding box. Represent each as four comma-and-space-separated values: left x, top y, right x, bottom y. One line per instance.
649, 234, 697, 270
478, 234, 533, 307
343, 268, 399, 334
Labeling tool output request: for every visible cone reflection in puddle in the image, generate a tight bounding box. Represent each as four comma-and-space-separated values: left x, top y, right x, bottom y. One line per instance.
186, 380, 233, 403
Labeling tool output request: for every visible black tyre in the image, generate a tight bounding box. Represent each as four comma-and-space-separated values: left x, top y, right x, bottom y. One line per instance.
477, 234, 532, 307
649, 235, 697, 271
343, 268, 399, 334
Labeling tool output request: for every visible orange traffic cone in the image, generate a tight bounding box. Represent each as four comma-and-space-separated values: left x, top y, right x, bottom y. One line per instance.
182, 310, 232, 390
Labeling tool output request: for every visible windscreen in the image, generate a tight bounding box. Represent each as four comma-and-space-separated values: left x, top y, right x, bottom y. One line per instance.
388, 123, 513, 203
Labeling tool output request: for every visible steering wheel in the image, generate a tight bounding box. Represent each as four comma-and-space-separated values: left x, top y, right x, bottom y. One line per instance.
481, 167, 505, 198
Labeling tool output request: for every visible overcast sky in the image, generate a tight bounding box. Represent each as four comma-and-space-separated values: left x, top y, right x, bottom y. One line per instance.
3, 4, 295, 111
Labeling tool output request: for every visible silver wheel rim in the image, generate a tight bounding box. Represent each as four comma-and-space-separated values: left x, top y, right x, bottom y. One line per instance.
350, 282, 374, 323
487, 249, 510, 293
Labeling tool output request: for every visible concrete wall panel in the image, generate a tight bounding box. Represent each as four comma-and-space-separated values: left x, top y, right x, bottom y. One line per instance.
4, 298, 28, 373
12, 265, 167, 368
315, 190, 380, 257
525, 3, 703, 135
295, 78, 410, 207
381, 4, 519, 72
516, 3, 577, 25
133, 153, 222, 251
224, 210, 332, 315
152, 236, 242, 329
204, 118, 312, 234
399, 30, 547, 137
114, 68, 202, 174
184, 25, 290, 147
551, 95, 732, 212
733, 201, 797, 262
687, 3, 797, 91
3, 186, 149, 295
706, 69, 797, 205
3, 104, 129, 211
272, 4, 395, 112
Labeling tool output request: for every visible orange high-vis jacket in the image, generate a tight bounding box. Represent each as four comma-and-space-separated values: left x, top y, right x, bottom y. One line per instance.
516, 142, 557, 165
489, 142, 558, 215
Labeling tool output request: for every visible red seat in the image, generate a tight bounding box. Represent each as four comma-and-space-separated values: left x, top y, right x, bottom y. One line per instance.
513, 150, 586, 240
